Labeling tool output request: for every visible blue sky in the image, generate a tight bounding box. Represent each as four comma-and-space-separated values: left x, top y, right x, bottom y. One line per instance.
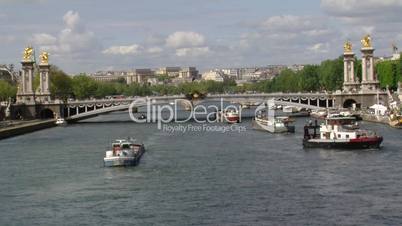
1, 0, 401, 74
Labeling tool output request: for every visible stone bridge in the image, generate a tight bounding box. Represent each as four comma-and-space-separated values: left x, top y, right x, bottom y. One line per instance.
62, 93, 333, 121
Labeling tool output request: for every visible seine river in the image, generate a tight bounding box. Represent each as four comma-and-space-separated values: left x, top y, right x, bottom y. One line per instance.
1, 111, 402, 225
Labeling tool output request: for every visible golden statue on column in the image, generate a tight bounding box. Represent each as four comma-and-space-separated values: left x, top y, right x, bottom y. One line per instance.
22, 46, 34, 61
361, 35, 372, 48
40, 51, 49, 65
344, 40, 352, 52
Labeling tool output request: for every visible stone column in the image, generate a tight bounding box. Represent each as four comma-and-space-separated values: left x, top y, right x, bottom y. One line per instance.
361, 47, 379, 91
16, 61, 35, 104
361, 57, 367, 82
344, 61, 348, 83
370, 57, 374, 81
343, 51, 358, 92
37, 63, 51, 102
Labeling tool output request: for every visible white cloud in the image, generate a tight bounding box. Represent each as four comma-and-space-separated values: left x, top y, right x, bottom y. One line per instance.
308, 43, 329, 53
147, 46, 163, 54
32, 10, 100, 56
321, 0, 402, 17
63, 11, 80, 30
261, 15, 319, 33
103, 44, 142, 55
321, 0, 402, 56
31, 33, 57, 45
175, 47, 210, 57
166, 31, 205, 48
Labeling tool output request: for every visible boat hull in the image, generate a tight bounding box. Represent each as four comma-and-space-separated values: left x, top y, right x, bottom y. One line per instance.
225, 116, 240, 124
252, 119, 292, 133
104, 146, 145, 167
104, 157, 141, 167
303, 137, 383, 149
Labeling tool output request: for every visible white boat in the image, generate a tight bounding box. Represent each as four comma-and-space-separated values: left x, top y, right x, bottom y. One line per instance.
240, 103, 251, 109
55, 118, 67, 126
252, 114, 294, 133
104, 138, 145, 167
310, 109, 327, 119
283, 106, 299, 113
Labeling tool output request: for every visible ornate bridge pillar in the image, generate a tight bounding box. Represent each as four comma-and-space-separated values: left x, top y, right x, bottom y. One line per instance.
360, 35, 380, 92
36, 52, 51, 103
343, 41, 359, 93
16, 47, 35, 104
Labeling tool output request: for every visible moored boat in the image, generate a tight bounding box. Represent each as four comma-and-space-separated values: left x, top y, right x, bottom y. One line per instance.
216, 110, 240, 124
310, 109, 327, 119
303, 117, 383, 149
55, 118, 67, 126
252, 114, 295, 133
104, 138, 145, 167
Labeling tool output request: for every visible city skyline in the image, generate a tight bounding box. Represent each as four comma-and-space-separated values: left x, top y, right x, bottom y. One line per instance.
1, 0, 402, 73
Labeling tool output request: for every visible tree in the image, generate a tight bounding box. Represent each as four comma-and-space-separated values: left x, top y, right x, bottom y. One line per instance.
376, 60, 398, 90
299, 65, 319, 91
0, 80, 17, 102
71, 74, 98, 99
49, 65, 73, 102
95, 82, 117, 98
318, 57, 343, 91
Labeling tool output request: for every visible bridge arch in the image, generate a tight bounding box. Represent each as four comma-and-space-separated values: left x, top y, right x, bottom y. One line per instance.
343, 99, 358, 109
39, 108, 54, 119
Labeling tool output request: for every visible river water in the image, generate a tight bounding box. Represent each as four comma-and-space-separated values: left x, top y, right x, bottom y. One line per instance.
1, 111, 402, 225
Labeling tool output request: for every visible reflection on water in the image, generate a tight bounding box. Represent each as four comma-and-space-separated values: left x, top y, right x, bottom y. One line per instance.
1, 112, 402, 225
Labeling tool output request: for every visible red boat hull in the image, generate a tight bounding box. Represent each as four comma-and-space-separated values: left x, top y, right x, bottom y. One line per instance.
303, 136, 383, 149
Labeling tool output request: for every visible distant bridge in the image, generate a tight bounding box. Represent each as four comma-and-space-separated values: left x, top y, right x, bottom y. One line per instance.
12, 91, 389, 121
63, 93, 332, 121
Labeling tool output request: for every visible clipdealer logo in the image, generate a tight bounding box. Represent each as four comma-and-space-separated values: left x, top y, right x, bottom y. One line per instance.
128, 97, 254, 133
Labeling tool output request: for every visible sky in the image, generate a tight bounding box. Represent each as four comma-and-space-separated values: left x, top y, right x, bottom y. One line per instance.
0, 0, 402, 74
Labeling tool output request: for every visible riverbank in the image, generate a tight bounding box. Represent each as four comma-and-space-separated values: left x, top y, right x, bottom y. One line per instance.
0, 119, 56, 140
361, 113, 389, 125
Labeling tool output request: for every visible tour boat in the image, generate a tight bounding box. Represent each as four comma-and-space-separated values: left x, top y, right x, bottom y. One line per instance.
310, 109, 327, 119
55, 118, 67, 126
216, 110, 240, 123
303, 117, 383, 149
240, 103, 251, 109
252, 114, 295, 133
283, 106, 300, 113
104, 138, 145, 167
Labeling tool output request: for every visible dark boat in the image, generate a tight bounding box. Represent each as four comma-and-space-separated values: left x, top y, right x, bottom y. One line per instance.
303, 117, 383, 149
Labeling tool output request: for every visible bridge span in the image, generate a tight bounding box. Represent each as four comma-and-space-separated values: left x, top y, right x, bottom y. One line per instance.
64, 93, 332, 121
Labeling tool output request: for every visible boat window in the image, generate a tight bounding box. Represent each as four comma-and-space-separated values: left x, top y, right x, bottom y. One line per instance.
337, 134, 341, 138
121, 144, 130, 149
346, 134, 349, 138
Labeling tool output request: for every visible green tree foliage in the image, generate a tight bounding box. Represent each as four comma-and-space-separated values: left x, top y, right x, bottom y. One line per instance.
49, 66, 73, 102
71, 74, 98, 99
123, 83, 152, 96
376, 59, 399, 90
0, 80, 17, 101
318, 57, 343, 91
299, 65, 319, 91
399, 53, 402, 83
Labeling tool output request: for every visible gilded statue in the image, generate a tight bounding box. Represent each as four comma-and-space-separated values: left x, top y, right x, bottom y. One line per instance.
361, 35, 372, 48
40, 51, 49, 64
344, 40, 352, 52
23, 46, 34, 61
